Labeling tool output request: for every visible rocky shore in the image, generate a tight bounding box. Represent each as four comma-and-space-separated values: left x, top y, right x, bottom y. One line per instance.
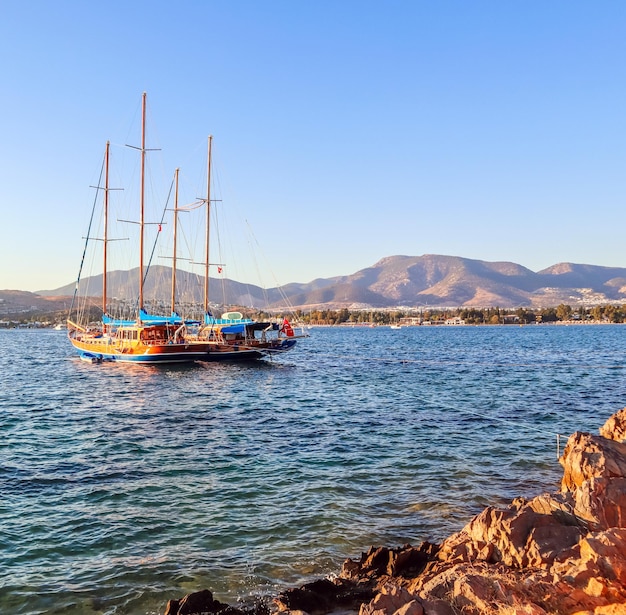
164, 409, 626, 615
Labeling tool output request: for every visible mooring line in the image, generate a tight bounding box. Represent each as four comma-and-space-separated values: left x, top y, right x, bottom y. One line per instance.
309, 351, 626, 370
305, 351, 597, 459
434, 402, 574, 461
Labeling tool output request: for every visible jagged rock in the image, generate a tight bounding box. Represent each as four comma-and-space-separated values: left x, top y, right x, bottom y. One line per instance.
393, 600, 424, 615
358, 584, 421, 615
452, 572, 509, 614
573, 477, 626, 530
578, 529, 626, 586
560, 432, 626, 492
408, 562, 461, 600
163, 589, 245, 615
163, 409, 626, 615
417, 599, 456, 615
434, 529, 495, 565
440, 496, 582, 569
274, 577, 375, 614
599, 408, 626, 442
341, 544, 439, 581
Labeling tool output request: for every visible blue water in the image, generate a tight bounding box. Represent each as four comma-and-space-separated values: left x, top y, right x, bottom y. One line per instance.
2, 325, 626, 614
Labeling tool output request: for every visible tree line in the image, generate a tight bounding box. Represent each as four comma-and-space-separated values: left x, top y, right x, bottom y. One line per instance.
276, 304, 626, 325
9, 302, 626, 327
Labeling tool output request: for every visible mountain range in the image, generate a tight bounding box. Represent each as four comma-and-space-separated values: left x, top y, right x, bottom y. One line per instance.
274, 255, 626, 309
5, 254, 623, 315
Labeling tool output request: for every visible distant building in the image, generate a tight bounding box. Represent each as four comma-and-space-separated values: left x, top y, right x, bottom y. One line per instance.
399, 317, 423, 326
445, 317, 466, 326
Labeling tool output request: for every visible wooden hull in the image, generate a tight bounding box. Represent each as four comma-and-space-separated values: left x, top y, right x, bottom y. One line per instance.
68, 332, 297, 364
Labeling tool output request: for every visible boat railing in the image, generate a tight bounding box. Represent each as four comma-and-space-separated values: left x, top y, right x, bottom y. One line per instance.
67, 319, 87, 333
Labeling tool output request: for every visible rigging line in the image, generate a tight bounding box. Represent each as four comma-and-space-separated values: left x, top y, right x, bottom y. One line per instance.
126, 176, 174, 316
240, 218, 299, 316
213, 198, 228, 309
70, 153, 106, 315
234, 215, 270, 308
208, 157, 294, 316
144, 176, 174, 288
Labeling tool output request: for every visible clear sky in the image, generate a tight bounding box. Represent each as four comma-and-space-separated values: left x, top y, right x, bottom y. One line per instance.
1, 1, 626, 292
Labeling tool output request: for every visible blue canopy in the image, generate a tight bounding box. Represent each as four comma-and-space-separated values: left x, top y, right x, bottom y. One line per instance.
203, 313, 254, 326
103, 309, 200, 327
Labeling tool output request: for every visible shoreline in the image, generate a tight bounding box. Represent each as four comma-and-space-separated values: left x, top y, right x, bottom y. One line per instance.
308, 320, 624, 327
164, 408, 626, 615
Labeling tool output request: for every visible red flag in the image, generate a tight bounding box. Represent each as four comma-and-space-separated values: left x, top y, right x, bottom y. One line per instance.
281, 318, 295, 337
217, 266, 223, 274
158, 224, 162, 232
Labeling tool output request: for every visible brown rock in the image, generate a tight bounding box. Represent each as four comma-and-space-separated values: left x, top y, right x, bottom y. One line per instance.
164, 599, 180, 615
162, 589, 252, 615
418, 599, 456, 615
599, 408, 626, 442
593, 605, 626, 614
448, 497, 581, 569
573, 477, 626, 530
359, 583, 417, 615
525, 524, 583, 567
164, 409, 626, 615
502, 606, 549, 615
552, 528, 626, 604
341, 544, 438, 581
560, 433, 626, 492
390, 544, 438, 577
275, 579, 338, 614
274, 577, 375, 614
580, 529, 626, 585
452, 573, 507, 614
437, 531, 495, 565
407, 562, 462, 600
584, 577, 609, 598
394, 600, 424, 615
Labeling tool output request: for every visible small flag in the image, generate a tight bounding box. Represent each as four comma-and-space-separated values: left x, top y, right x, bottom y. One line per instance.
281, 318, 295, 337
217, 266, 223, 274
158, 224, 162, 232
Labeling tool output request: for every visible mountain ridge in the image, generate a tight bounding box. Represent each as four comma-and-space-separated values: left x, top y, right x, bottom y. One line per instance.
20, 254, 626, 311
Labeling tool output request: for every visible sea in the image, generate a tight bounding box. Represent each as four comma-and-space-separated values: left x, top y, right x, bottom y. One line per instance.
2, 324, 626, 615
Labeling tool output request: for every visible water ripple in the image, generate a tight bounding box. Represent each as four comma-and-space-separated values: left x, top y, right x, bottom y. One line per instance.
2, 326, 626, 614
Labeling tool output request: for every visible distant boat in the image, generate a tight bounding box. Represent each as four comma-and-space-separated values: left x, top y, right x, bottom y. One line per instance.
67, 93, 307, 364
389, 324, 402, 330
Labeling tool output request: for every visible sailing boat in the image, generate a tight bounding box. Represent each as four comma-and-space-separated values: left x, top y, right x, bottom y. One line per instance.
67, 93, 306, 363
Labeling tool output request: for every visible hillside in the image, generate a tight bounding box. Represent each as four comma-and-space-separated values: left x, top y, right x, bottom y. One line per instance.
278, 255, 626, 309
27, 254, 626, 310
0, 290, 72, 319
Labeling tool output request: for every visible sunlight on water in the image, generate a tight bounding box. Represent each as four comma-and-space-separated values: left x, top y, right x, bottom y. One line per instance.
1, 325, 626, 614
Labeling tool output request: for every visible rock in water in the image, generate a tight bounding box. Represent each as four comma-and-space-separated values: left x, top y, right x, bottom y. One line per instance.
165, 408, 626, 615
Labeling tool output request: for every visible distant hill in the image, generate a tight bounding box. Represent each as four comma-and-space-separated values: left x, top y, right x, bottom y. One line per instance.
27, 255, 626, 311
0, 290, 72, 319
266, 255, 626, 309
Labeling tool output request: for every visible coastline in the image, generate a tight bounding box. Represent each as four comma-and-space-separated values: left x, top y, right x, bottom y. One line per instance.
164, 409, 626, 615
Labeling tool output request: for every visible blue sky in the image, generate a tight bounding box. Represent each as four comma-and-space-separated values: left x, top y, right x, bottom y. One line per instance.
1, 2, 626, 292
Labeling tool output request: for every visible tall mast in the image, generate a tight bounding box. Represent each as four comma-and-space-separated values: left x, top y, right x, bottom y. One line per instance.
171, 168, 179, 314
103, 141, 110, 317
204, 135, 213, 315
139, 91, 147, 317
